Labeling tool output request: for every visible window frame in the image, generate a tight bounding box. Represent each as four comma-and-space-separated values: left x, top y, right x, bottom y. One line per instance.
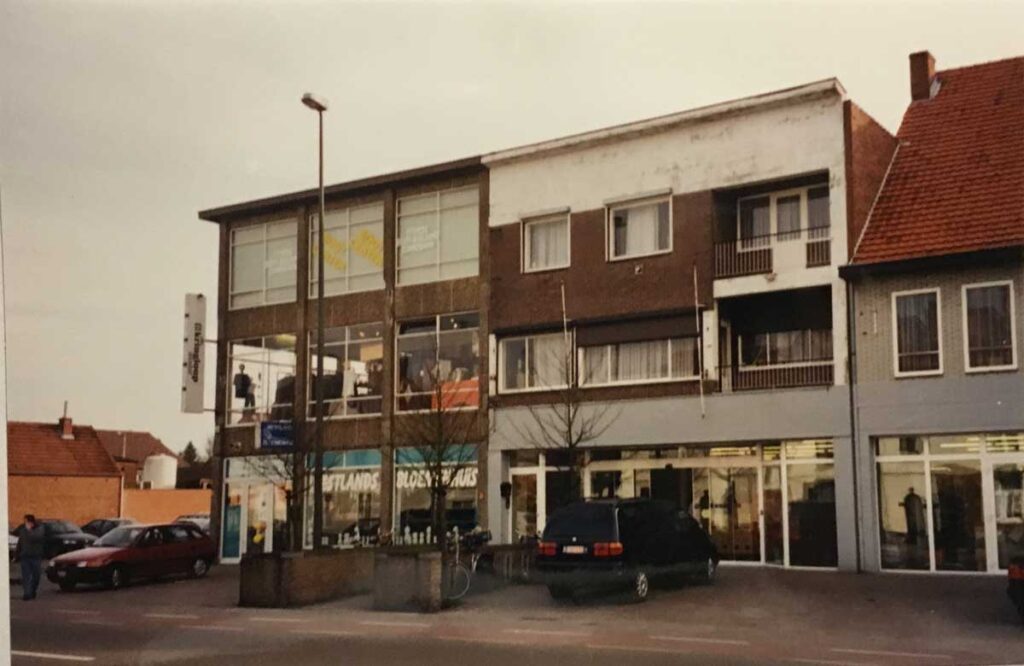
307, 323, 385, 420
308, 202, 385, 299
734, 184, 831, 253
962, 280, 1018, 373
522, 214, 571, 273
395, 186, 480, 286
578, 337, 701, 388
605, 195, 673, 262
737, 329, 834, 369
497, 331, 572, 394
395, 311, 481, 413
226, 334, 299, 428
891, 287, 944, 379
229, 219, 298, 311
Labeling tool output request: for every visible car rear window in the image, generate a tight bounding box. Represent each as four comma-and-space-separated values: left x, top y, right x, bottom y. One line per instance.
543, 503, 617, 541
96, 526, 146, 547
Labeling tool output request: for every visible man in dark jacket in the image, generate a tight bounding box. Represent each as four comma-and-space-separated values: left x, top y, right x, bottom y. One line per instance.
15, 514, 45, 600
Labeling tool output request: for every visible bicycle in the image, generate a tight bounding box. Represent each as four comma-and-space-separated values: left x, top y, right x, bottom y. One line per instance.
443, 529, 491, 601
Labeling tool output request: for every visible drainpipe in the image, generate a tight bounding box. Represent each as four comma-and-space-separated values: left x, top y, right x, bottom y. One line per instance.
846, 279, 861, 573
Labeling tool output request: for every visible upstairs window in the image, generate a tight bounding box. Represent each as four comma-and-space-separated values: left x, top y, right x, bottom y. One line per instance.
397, 187, 479, 286
309, 323, 384, 419
230, 220, 297, 309
228, 334, 298, 425
581, 337, 699, 386
310, 203, 384, 297
608, 198, 670, 260
893, 289, 942, 376
964, 282, 1016, 371
524, 215, 569, 272
499, 332, 570, 392
397, 312, 480, 411
737, 185, 830, 248
739, 330, 833, 367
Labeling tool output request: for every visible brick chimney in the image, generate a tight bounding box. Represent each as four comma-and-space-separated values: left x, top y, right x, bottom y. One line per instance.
910, 50, 936, 101
59, 400, 73, 440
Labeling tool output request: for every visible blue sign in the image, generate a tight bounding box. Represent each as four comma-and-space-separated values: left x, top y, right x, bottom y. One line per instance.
260, 421, 294, 450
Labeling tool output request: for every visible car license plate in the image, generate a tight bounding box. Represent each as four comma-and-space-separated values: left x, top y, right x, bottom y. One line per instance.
562, 545, 586, 555
56, 570, 67, 578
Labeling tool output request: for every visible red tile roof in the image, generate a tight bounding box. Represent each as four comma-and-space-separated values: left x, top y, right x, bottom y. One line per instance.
8, 421, 120, 477
96, 430, 176, 465
852, 56, 1024, 265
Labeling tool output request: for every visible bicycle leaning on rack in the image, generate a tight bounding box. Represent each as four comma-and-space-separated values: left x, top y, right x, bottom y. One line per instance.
443, 528, 492, 601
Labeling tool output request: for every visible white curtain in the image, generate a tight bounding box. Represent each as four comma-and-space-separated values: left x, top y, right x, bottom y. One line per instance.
622, 206, 657, 256
529, 219, 567, 269
530, 334, 568, 387
615, 340, 668, 381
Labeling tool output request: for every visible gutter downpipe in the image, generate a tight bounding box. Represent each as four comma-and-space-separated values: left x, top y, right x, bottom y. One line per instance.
846, 279, 861, 573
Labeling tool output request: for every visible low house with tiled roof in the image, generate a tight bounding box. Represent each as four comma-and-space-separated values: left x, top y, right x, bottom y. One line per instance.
841, 52, 1024, 575
7, 415, 122, 527
96, 429, 178, 489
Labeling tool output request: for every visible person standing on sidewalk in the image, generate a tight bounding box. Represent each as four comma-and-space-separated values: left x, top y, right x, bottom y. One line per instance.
15, 514, 45, 600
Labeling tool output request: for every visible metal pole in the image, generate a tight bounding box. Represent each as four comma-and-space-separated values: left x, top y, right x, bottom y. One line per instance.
313, 109, 325, 549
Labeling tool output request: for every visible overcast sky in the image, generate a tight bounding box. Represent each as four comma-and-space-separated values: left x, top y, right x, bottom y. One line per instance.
1, 0, 1021, 453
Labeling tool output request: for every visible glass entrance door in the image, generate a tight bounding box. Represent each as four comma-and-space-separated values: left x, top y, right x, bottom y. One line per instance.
695, 467, 760, 562
511, 474, 538, 542
991, 462, 1024, 569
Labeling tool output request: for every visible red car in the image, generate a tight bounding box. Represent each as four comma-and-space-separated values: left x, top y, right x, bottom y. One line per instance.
46, 523, 215, 591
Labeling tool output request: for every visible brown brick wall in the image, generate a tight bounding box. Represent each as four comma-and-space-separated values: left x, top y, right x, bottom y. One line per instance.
9, 475, 121, 526
844, 102, 897, 259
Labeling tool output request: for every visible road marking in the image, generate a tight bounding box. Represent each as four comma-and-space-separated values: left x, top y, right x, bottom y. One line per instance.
359, 620, 431, 629
586, 644, 686, 655
290, 629, 357, 637
792, 659, 880, 666
832, 648, 953, 661
144, 613, 200, 620
179, 625, 246, 632
11, 650, 95, 662
505, 628, 590, 638
650, 634, 750, 646
53, 610, 98, 616
248, 617, 304, 624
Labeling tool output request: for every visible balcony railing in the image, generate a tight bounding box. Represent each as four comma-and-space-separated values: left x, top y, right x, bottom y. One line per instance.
718, 361, 834, 392
714, 228, 831, 278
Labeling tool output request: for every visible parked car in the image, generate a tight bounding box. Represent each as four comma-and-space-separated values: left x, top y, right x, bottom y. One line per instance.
46, 523, 215, 591
1008, 556, 1024, 621
174, 514, 210, 534
82, 518, 135, 538
535, 499, 719, 602
10, 520, 96, 560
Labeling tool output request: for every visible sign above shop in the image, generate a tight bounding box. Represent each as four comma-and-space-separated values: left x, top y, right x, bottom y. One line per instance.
180, 293, 206, 414
260, 421, 293, 450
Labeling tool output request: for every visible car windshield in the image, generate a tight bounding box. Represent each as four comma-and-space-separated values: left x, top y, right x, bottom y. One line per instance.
95, 526, 146, 547
543, 503, 617, 541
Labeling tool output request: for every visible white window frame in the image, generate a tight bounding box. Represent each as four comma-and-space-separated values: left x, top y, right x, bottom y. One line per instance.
498, 332, 572, 394
229, 219, 298, 311
395, 186, 479, 286
892, 287, 944, 378
735, 185, 831, 253
962, 280, 1018, 374
579, 337, 701, 388
522, 214, 571, 273
307, 323, 384, 420
309, 203, 385, 299
606, 196, 672, 262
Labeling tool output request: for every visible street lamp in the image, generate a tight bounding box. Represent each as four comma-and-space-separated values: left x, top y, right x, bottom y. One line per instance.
302, 92, 328, 549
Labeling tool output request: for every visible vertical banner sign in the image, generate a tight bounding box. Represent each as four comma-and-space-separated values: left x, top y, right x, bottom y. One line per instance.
181, 293, 206, 413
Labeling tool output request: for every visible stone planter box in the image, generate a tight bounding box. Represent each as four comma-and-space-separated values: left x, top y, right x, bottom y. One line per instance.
372, 548, 442, 613
239, 547, 374, 608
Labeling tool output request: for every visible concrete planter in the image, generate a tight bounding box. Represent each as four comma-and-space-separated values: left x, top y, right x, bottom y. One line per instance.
372, 548, 442, 613
239, 548, 374, 608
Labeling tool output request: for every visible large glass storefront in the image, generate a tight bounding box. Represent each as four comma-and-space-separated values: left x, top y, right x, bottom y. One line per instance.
221, 456, 292, 563
508, 440, 837, 568
876, 432, 1024, 573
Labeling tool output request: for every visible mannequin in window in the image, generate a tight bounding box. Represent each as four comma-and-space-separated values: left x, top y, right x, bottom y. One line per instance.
234, 364, 254, 407
901, 487, 926, 546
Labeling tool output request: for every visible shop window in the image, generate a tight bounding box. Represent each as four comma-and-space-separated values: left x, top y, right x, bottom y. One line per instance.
228, 335, 298, 425
310, 203, 384, 297
581, 337, 699, 386
394, 446, 479, 541
499, 332, 570, 392
875, 436, 925, 457
309, 323, 384, 418
608, 198, 670, 260
524, 215, 569, 271
786, 464, 837, 567
397, 187, 479, 286
893, 289, 942, 376
321, 454, 382, 546
931, 460, 985, 571
877, 461, 930, 570
396, 312, 480, 412
230, 220, 297, 309
963, 282, 1016, 371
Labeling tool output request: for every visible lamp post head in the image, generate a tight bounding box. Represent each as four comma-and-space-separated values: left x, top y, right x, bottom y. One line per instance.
301, 92, 329, 112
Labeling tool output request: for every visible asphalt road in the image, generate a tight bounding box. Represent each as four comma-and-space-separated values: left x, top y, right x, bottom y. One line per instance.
9, 565, 1024, 665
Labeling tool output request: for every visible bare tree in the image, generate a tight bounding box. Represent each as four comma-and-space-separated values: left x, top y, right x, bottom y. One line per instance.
509, 286, 619, 504
392, 361, 485, 556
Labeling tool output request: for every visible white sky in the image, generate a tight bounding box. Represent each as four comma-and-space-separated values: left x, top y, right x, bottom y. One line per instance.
1, 0, 1021, 453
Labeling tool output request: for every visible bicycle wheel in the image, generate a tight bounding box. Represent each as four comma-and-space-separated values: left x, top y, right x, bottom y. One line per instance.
445, 563, 472, 601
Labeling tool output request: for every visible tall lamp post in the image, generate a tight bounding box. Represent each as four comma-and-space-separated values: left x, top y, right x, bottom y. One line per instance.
302, 92, 328, 549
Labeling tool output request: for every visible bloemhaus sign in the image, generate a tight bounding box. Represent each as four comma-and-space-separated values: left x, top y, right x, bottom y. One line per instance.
328, 466, 477, 493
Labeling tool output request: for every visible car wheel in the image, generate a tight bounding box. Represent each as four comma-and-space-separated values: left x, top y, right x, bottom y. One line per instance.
58, 581, 76, 592
108, 565, 129, 590
190, 558, 209, 579
698, 557, 717, 584
631, 571, 650, 603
